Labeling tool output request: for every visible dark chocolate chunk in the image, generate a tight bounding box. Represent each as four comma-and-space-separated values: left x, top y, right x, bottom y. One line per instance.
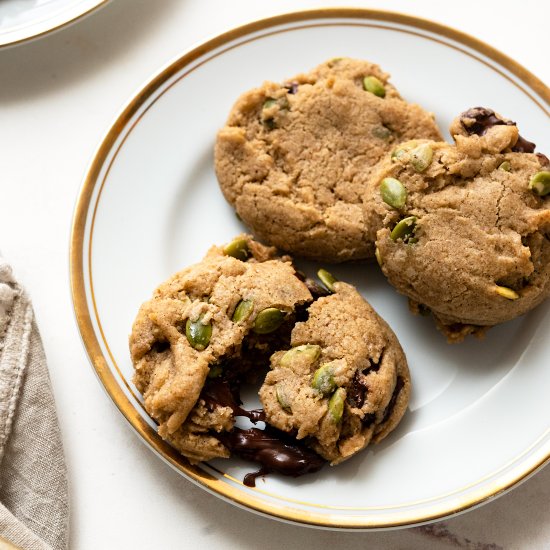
348, 371, 369, 408
459, 107, 536, 153
216, 427, 325, 486
512, 134, 536, 154
361, 412, 376, 427
304, 278, 331, 299
202, 379, 265, 423
381, 376, 405, 424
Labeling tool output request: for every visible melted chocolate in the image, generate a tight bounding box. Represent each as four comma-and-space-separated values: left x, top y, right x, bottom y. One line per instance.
512, 134, 536, 154
348, 371, 369, 408
361, 413, 376, 428
202, 379, 265, 423
381, 376, 405, 424
216, 427, 325, 486
459, 107, 536, 153
305, 278, 331, 299
536, 153, 550, 167
348, 359, 381, 409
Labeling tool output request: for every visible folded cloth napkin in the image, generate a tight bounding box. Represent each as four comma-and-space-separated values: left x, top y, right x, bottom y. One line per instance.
0, 258, 69, 550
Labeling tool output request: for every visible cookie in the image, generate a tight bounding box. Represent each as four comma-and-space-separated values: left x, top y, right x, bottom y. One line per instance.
259, 281, 410, 464
130, 237, 411, 483
371, 108, 550, 342
130, 236, 314, 465
215, 58, 442, 262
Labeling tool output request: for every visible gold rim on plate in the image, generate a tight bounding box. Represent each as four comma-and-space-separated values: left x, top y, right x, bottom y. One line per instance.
0, 0, 109, 48
69, 8, 550, 529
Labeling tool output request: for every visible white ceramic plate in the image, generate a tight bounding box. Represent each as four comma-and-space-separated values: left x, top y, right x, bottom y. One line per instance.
0, 0, 108, 47
70, 9, 550, 529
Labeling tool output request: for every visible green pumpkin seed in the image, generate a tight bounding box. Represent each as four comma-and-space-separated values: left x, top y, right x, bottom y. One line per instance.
312, 364, 337, 396
232, 299, 254, 323
253, 307, 284, 334
390, 216, 417, 242
208, 365, 223, 378
280, 344, 321, 369
380, 177, 407, 209
328, 388, 346, 423
498, 161, 511, 172
185, 314, 212, 351
391, 148, 407, 161
317, 269, 337, 293
276, 384, 292, 412
495, 285, 519, 300
528, 171, 550, 196
363, 76, 386, 98
410, 144, 433, 173
223, 237, 249, 261
372, 126, 392, 140
375, 246, 382, 266
263, 98, 277, 110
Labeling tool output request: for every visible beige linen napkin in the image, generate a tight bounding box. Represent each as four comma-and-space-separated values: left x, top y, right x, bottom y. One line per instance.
0, 258, 68, 550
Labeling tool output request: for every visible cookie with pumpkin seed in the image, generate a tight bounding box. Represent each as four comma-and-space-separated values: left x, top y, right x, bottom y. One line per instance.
130, 235, 314, 464
215, 57, 441, 262
371, 108, 550, 342
259, 280, 410, 465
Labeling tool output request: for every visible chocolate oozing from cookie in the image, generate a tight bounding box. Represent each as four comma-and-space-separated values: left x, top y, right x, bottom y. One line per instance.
203, 377, 327, 486
459, 106, 536, 153
216, 427, 325, 487
202, 379, 266, 424
131, 238, 409, 484
259, 282, 410, 465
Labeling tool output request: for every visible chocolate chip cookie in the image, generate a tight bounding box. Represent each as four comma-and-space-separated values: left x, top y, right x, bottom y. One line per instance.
259, 281, 410, 464
215, 58, 442, 262
372, 108, 550, 342
130, 237, 411, 483
130, 236, 314, 465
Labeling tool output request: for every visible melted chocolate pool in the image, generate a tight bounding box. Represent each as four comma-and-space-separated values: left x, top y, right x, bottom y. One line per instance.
202, 378, 326, 486
216, 427, 325, 487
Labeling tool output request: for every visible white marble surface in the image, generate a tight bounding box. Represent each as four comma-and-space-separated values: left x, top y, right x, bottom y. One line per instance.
0, 1, 548, 548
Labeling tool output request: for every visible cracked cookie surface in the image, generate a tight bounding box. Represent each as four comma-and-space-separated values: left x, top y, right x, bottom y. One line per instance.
215, 58, 442, 262
130, 238, 411, 479
130, 236, 313, 463
371, 108, 550, 342
259, 281, 410, 464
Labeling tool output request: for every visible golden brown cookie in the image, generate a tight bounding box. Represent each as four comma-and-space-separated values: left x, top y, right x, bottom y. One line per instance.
130, 238, 411, 483
259, 281, 410, 464
215, 58, 442, 262
371, 108, 550, 342
130, 236, 313, 464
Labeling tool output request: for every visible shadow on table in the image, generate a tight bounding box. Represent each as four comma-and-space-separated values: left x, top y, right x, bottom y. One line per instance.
0, 0, 183, 103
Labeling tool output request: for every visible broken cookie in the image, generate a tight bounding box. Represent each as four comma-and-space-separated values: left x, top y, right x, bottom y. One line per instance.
130, 237, 410, 483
